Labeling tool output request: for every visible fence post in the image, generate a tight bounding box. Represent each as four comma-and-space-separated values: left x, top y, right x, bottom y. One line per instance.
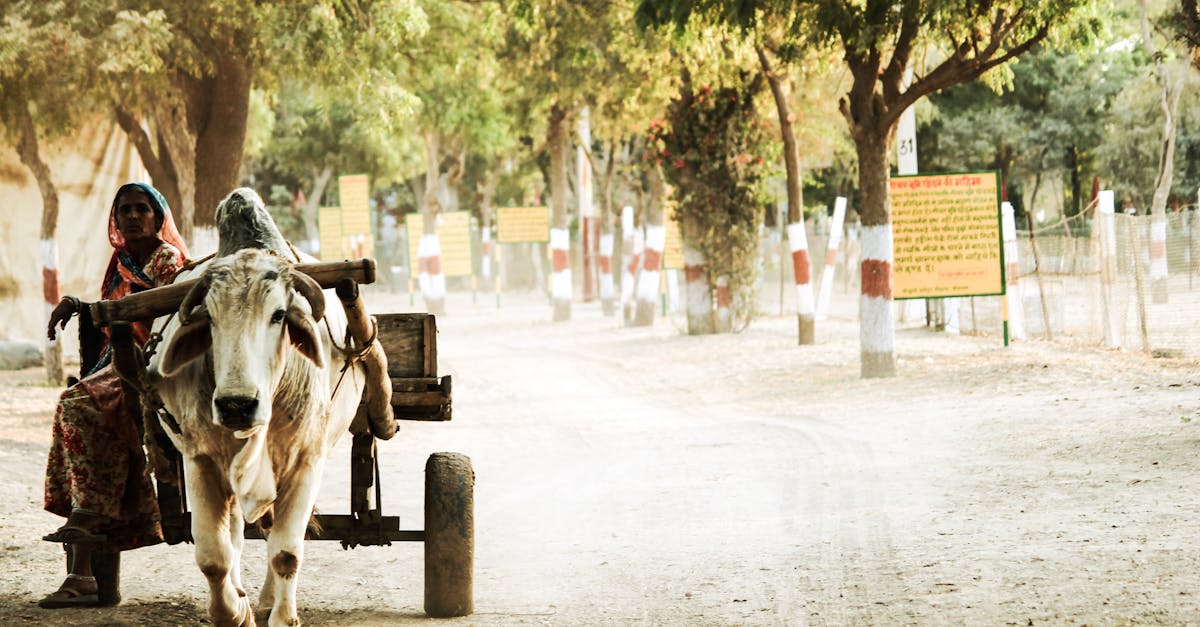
1098, 190, 1122, 348
1001, 202, 1026, 341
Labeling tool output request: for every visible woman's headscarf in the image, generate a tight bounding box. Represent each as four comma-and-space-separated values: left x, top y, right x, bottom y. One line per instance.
100, 182, 189, 299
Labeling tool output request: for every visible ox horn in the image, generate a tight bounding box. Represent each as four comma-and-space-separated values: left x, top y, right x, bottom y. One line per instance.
289, 268, 325, 322
178, 274, 212, 326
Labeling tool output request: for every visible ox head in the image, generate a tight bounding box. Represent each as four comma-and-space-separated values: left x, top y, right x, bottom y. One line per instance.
160, 249, 326, 436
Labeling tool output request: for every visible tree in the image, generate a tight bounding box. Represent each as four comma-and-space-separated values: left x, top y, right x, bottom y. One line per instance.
502, 0, 634, 321
249, 82, 422, 254
651, 65, 771, 333
639, 0, 1097, 376
922, 43, 1138, 225
0, 1, 137, 383
11, 2, 428, 242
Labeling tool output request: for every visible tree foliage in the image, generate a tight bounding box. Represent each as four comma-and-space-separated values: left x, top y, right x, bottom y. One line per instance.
653, 70, 771, 327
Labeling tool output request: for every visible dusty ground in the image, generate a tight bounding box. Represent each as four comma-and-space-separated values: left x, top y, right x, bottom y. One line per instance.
0, 290, 1198, 626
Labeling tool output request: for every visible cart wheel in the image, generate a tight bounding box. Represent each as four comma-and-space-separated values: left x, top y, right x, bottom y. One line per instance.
424, 452, 474, 617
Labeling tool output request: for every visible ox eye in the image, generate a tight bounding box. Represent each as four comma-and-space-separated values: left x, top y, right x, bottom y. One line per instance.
270, 309, 286, 324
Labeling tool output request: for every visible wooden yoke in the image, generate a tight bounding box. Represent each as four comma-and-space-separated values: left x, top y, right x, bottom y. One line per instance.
336, 278, 397, 440
89, 258, 377, 327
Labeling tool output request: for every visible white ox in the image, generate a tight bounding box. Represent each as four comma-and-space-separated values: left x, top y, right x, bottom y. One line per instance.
148, 191, 367, 627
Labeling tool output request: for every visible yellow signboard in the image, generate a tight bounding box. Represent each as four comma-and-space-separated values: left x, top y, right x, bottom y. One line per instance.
318, 207, 344, 261
890, 171, 1003, 299
405, 212, 473, 277
662, 218, 684, 270
496, 206, 550, 243
339, 174, 373, 258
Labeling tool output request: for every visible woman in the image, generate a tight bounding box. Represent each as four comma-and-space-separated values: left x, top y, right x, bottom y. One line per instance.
39, 182, 189, 609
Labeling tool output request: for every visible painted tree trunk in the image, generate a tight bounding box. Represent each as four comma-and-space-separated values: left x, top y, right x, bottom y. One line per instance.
418, 231, 446, 315
17, 107, 63, 384
816, 196, 848, 322
759, 47, 814, 345
856, 134, 897, 378
1149, 212, 1168, 304
419, 134, 445, 315
621, 206, 642, 324
634, 224, 663, 327
633, 166, 666, 326
598, 231, 615, 316
549, 105, 572, 321
684, 246, 713, 335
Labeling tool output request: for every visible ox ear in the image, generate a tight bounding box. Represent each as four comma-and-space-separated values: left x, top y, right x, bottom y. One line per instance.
285, 311, 325, 369
160, 320, 211, 377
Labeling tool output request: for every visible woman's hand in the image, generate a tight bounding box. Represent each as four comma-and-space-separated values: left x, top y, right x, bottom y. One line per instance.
47, 297, 79, 341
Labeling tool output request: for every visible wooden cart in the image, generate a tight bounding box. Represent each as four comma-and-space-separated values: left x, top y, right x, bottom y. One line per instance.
82, 258, 473, 617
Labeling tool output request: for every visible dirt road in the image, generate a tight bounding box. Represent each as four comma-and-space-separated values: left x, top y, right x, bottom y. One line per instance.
1, 291, 1197, 625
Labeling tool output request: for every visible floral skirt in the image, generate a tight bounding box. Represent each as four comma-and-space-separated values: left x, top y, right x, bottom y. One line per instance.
44, 365, 163, 552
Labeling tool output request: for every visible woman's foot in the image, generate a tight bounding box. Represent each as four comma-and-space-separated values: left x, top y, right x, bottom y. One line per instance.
42, 509, 109, 544
38, 573, 100, 608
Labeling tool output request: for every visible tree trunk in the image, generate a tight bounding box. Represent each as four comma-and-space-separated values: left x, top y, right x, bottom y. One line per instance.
594, 141, 618, 316
853, 130, 897, 378
548, 104, 573, 321
418, 133, 446, 315
16, 107, 64, 385
152, 93, 198, 242
758, 46, 814, 345
634, 165, 666, 327
303, 164, 335, 254
478, 166, 499, 290
188, 55, 253, 229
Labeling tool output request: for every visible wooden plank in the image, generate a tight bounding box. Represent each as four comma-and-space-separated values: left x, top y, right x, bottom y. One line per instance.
91, 258, 377, 326
376, 313, 431, 378
424, 315, 437, 377
390, 391, 448, 407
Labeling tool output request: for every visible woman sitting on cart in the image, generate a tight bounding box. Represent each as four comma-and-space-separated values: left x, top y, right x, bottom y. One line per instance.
38, 182, 189, 609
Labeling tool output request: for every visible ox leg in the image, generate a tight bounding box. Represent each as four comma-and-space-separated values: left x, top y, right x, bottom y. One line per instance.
187, 456, 255, 627
264, 459, 326, 627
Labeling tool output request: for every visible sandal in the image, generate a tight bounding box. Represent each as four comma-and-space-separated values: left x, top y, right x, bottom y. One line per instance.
43, 509, 110, 544
38, 574, 100, 609
42, 525, 107, 544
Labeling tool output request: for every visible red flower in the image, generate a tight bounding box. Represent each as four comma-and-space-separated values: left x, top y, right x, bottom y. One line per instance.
674, 159, 684, 169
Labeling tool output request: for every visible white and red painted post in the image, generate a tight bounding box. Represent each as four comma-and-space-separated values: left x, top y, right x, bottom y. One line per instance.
621, 206, 642, 323
1000, 201, 1026, 342
787, 218, 815, 344
683, 246, 712, 334
633, 223, 664, 326
598, 231, 615, 315
1098, 190, 1122, 348
550, 227, 572, 321
41, 238, 64, 384
860, 224, 896, 377
1149, 210, 1168, 303
417, 231, 446, 315
816, 196, 847, 321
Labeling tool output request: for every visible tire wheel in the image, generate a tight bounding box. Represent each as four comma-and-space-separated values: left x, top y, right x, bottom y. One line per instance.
424, 452, 474, 617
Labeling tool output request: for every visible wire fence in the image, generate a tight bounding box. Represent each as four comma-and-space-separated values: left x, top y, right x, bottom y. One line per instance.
757, 209, 1200, 359
972, 210, 1200, 357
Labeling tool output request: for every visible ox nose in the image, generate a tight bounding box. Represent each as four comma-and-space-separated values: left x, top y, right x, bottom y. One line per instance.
214, 395, 259, 429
